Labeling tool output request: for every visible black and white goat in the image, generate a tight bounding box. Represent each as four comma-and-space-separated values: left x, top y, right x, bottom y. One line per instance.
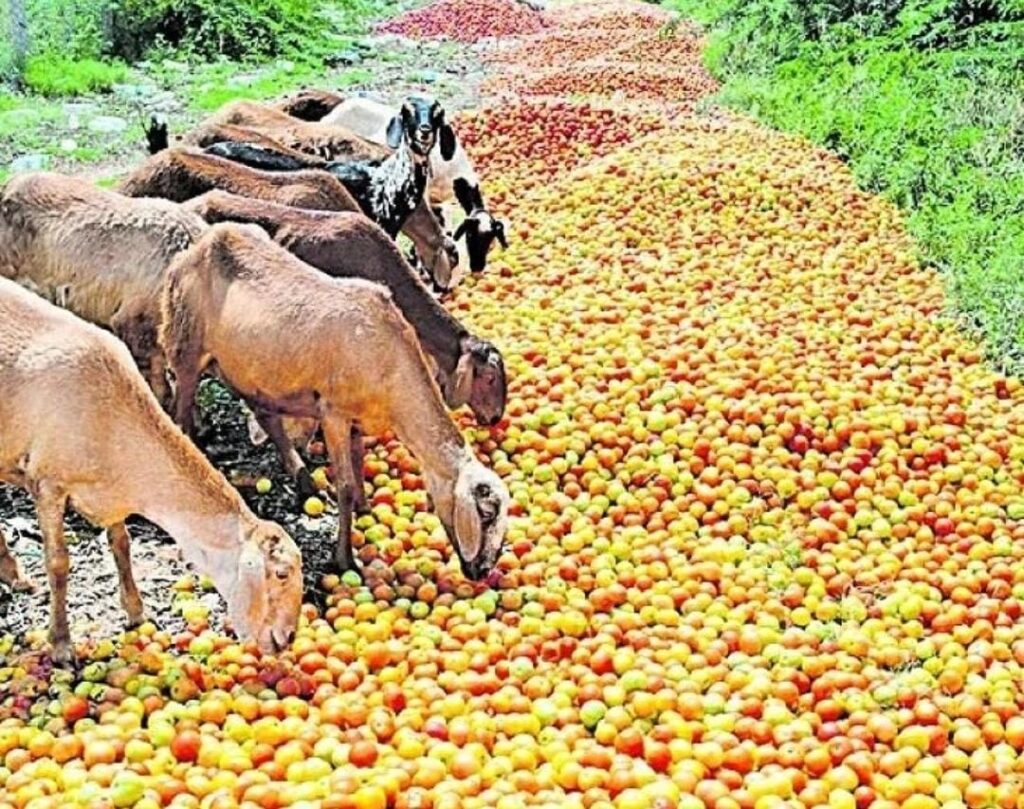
319, 96, 508, 274
205, 96, 455, 240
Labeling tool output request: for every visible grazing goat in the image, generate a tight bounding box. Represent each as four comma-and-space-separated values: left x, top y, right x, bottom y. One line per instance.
117, 147, 361, 212
0, 277, 302, 664
188, 100, 384, 162
139, 140, 456, 289
184, 190, 507, 504
0, 172, 207, 406
322, 96, 508, 273
201, 96, 459, 286
161, 223, 509, 577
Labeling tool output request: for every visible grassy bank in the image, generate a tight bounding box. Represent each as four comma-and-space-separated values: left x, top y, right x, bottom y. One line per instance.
0, 0, 413, 183
664, 0, 1024, 371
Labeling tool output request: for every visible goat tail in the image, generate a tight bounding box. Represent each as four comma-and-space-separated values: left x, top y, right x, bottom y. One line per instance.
143, 112, 171, 154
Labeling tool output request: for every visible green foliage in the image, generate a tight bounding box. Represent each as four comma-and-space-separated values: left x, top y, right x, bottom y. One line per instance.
22, 55, 127, 96
109, 0, 327, 62
664, 0, 1024, 370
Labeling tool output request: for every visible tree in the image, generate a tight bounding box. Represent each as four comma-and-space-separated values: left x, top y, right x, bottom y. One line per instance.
9, 0, 29, 83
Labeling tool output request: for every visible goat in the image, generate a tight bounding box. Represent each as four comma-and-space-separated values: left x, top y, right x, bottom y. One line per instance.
140, 139, 456, 289
187, 100, 379, 162
0, 277, 302, 664
160, 223, 509, 577
199, 96, 460, 287
117, 147, 362, 212
322, 96, 508, 273
0, 172, 208, 407
184, 190, 507, 505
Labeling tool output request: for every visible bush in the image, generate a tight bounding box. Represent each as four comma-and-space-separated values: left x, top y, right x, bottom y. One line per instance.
22, 54, 127, 95
663, 0, 1024, 370
110, 0, 327, 61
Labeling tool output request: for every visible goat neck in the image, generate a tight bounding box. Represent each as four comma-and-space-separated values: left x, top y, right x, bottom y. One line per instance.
368, 139, 430, 236
125, 414, 254, 581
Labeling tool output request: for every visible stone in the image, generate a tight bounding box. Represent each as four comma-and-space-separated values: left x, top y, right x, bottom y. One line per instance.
9, 153, 50, 173
112, 83, 159, 102
325, 49, 363, 67
59, 138, 78, 153
88, 115, 128, 134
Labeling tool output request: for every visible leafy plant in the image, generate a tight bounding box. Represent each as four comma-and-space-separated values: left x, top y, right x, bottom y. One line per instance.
22, 54, 127, 95
109, 0, 327, 61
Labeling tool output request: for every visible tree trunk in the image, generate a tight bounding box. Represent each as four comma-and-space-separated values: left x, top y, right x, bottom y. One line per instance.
9, 0, 29, 82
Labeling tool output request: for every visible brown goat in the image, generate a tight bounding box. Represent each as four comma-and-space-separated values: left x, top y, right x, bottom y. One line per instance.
117, 147, 361, 211
123, 146, 455, 287
183, 190, 507, 504
188, 100, 381, 162
0, 172, 208, 406
0, 277, 302, 664
160, 223, 509, 578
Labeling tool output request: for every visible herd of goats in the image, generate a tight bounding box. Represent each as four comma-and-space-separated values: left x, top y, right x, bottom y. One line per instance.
0, 91, 515, 664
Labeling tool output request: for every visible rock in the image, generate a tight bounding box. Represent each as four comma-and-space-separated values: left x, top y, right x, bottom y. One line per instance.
112, 83, 159, 102
161, 59, 189, 72
363, 34, 417, 50
325, 49, 363, 67
62, 102, 97, 131
9, 154, 50, 173
59, 138, 78, 153
227, 72, 262, 87
275, 59, 295, 72
88, 115, 128, 134
412, 69, 441, 84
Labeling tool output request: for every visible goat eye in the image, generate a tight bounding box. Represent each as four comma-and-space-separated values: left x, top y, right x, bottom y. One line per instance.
474, 483, 491, 499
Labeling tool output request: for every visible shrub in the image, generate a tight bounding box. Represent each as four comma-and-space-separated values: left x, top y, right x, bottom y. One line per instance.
22, 54, 128, 95
110, 0, 327, 61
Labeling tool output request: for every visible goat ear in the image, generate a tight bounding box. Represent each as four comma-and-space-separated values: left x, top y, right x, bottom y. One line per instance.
453, 220, 468, 242
452, 178, 477, 215
440, 125, 456, 161
386, 115, 403, 149
454, 481, 483, 565
247, 412, 269, 446
450, 348, 475, 406
231, 542, 268, 641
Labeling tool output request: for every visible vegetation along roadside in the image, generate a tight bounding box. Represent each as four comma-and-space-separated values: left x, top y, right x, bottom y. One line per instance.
657, 0, 1024, 372
0, 0, 476, 184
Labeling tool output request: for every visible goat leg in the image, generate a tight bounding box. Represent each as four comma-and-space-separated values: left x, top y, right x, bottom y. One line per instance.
323, 412, 358, 573
36, 485, 73, 666
254, 410, 316, 509
107, 522, 145, 628
111, 310, 171, 412
0, 525, 33, 592
349, 425, 369, 515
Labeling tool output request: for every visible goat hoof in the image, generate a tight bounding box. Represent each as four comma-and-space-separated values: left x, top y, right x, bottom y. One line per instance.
50, 644, 76, 669
334, 554, 361, 575
9, 576, 35, 593
295, 470, 318, 510
124, 612, 148, 630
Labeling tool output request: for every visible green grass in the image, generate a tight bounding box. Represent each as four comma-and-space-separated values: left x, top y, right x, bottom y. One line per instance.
23, 56, 129, 96
188, 62, 372, 111
663, 0, 1024, 371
